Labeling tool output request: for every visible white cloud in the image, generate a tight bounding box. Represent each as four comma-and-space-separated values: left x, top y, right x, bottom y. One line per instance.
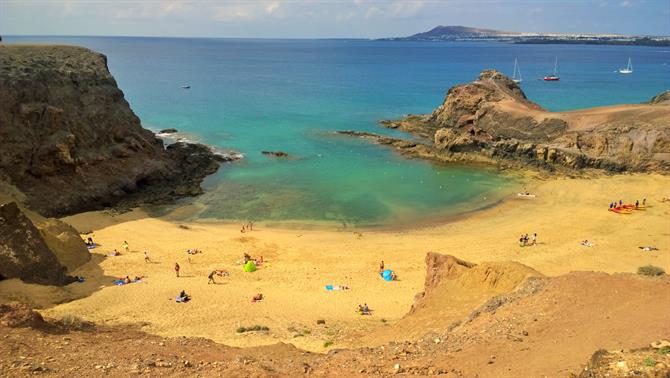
620, 0, 632, 7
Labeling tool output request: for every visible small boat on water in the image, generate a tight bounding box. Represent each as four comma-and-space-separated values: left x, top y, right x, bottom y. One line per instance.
543, 57, 560, 81
618, 57, 633, 74
181, 85, 191, 89
512, 58, 522, 83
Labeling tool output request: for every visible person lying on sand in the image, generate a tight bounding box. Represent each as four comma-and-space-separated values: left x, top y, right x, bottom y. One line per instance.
107, 249, 121, 257
254, 256, 264, 266
216, 269, 229, 277
639, 246, 659, 251
243, 253, 252, 264
251, 293, 263, 303
124, 276, 131, 284
186, 249, 201, 255
580, 240, 595, 247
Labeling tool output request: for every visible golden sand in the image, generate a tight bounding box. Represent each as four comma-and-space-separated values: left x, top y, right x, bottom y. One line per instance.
2, 174, 668, 352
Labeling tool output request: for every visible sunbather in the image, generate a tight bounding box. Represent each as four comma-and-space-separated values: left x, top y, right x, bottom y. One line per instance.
252, 293, 263, 302
639, 246, 659, 251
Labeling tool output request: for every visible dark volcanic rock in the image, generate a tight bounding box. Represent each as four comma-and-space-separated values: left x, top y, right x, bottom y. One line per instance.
262, 150, 289, 158
0, 45, 230, 216
159, 128, 178, 134
0, 202, 73, 285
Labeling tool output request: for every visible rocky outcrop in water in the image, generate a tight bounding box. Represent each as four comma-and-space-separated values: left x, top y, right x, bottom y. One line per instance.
354, 70, 670, 174
0, 202, 77, 285
0, 45, 233, 217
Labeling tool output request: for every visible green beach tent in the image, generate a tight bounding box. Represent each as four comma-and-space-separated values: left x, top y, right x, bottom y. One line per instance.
243, 260, 257, 272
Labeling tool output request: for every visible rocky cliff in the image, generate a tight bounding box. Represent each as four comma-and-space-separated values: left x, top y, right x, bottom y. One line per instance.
368, 70, 670, 174
0, 45, 233, 217
0, 201, 77, 285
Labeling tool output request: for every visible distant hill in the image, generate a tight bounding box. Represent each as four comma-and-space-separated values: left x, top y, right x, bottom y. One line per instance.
381, 25, 670, 46
395, 25, 520, 41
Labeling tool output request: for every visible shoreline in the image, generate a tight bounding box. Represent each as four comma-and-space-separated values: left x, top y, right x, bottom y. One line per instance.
1, 172, 661, 353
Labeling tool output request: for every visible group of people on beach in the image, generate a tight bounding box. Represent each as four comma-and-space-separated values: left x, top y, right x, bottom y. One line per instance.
243, 252, 264, 266
609, 198, 646, 209
519, 233, 537, 247
357, 303, 370, 315
240, 221, 254, 233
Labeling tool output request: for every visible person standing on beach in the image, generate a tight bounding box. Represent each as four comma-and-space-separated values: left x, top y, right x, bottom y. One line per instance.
144, 251, 150, 263
379, 260, 384, 273
208, 270, 216, 284
175, 263, 181, 277
531, 233, 537, 246
122, 241, 129, 253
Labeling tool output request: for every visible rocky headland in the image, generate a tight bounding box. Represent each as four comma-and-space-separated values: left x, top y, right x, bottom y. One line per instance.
342, 70, 670, 175
0, 45, 237, 218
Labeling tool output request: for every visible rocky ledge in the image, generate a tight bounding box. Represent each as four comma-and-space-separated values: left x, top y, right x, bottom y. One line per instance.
0, 45, 237, 217
345, 70, 670, 175
0, 201, 89, 285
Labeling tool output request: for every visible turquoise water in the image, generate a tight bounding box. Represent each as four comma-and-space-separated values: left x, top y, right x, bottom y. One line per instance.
6, 37, 670, 225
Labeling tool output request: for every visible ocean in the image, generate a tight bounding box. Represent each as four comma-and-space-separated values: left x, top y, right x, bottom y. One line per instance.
6, 36, 670, 226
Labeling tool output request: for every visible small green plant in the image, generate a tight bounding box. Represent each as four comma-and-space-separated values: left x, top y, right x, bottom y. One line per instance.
60, 314, 91, 329
237, 325, 269, 333
637, 265, 665, 276
323, 340, 333, 348
658, 346, 670, 355
643, 357, 656, 367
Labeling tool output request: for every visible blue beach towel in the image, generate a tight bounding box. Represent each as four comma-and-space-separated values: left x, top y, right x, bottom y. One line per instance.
381, 269, 394, 281
325, 285, 334, 291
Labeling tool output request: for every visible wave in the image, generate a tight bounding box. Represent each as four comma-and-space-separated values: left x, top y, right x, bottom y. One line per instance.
150, 127, 244, 160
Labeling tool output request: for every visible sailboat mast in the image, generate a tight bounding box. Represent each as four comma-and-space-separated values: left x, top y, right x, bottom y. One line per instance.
554, 57, 558, 76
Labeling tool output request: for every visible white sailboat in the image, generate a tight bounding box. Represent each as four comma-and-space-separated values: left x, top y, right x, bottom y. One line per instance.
512, 58, 522, 83
619, 57, 633, 74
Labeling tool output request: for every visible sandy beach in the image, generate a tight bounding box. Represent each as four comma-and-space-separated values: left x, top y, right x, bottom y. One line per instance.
2, 174, 668, 352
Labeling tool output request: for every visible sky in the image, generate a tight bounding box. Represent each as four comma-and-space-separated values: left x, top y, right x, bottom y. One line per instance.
1, 0, 668, 39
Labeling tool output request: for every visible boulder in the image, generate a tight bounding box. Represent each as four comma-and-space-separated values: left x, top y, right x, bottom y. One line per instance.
0, 202, 74, 285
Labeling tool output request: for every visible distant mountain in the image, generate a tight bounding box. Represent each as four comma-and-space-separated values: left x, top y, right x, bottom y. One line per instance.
396, 25, 520, 41
381, 25, 670, 46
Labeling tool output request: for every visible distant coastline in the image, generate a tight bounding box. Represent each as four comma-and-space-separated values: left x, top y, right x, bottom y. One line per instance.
380, 25, 670, 47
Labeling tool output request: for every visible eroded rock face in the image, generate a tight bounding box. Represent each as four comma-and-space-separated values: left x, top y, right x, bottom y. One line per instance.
376, 70, 670, 174
0, 202, 73, 285
0, 45, 230, 216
